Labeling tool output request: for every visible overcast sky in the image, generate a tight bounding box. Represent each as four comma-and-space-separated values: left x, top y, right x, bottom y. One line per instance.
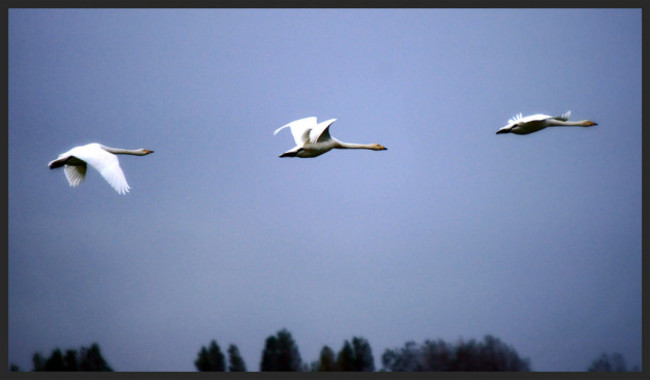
8, 8, 641, 371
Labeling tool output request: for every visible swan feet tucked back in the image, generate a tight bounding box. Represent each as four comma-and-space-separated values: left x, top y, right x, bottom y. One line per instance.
49, 143, 154, 194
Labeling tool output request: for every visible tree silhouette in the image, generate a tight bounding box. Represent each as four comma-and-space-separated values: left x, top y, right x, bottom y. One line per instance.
194, 340, 226, 371
64, 349, 79, 371
337, 340, 355, 371
227, 344, 247, 372
382, 341, 432, 371
382, 335, 529, 371
587, 352, 633, 372
43, 348, 66, 371
336, 337, 374, 371
313, 345, 337, 371
420, 339, 453, 370
15, 333, 540, 372
260, 328, 302, 371
351, 337, 375, 371
29, 343, 112, 371
32, 353, 45, 371
79, 344, 112, 371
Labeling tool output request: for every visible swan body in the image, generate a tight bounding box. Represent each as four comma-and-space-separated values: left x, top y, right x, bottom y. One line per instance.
496, 111, 597, 135
49, 143, 153, 194
274, 117, 387, 158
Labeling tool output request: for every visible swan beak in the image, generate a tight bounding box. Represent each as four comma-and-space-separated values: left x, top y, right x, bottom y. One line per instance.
588, 121, 598, 126
379, 145, 387, 150
145, 149, 154, 154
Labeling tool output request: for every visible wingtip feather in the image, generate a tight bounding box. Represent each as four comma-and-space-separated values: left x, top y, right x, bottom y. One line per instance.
273, 125, 288, 135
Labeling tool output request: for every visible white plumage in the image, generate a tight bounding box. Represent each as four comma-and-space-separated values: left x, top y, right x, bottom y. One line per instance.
49, 143, 153, 194
274, 117, 387, 158
497, 111, 597, 135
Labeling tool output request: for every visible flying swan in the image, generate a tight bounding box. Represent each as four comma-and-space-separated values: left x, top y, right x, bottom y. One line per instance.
49, 143, 154, 194
273, 117, 387, 158
496, 111, 597, 135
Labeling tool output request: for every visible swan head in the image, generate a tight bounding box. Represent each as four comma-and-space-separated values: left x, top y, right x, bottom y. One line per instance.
496, 126, 513, 134
141, 149, 154, 154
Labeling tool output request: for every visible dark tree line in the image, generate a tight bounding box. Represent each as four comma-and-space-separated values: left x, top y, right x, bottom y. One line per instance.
311, 336, 375, 371
10, 343, 113, 372
259, 328, 303, 371
194, 340, 247, 371
10, 333, 640, 372
587, 352, 639, 372
381, 335, 530, 371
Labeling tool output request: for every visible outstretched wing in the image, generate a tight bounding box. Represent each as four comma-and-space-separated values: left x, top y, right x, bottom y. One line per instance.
507, 113, 523, 125
310, 118, 337, 143
554, 110, 572, 121
273, 117, 318, 147
64, 162, 87, 187
75, 145, 130, 194
50, 152, 88, 187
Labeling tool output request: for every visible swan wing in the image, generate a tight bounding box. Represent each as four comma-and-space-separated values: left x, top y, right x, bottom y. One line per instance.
310, 118, 337, 143
507, 113, 523, 125
73, 144, 130, 194
497, 113, 523, 133
554, 110, 571, 121
63, 163, 87, 187
517, 113, 553, 124
500, 113, 547, 133
273, 117, 318, 146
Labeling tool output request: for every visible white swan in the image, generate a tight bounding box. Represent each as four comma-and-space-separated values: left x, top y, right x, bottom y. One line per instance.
273, 117, 387, 158
49, 143, 154, 194
496, 111, 597, 135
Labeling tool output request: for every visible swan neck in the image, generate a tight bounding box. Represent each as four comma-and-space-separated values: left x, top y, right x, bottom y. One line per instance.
548, 120, 587, 127
102, 146, 148, 155
337, 141, 375, 149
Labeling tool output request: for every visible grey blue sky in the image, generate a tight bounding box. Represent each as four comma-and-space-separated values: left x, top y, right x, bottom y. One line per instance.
8, 8, 641, 371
